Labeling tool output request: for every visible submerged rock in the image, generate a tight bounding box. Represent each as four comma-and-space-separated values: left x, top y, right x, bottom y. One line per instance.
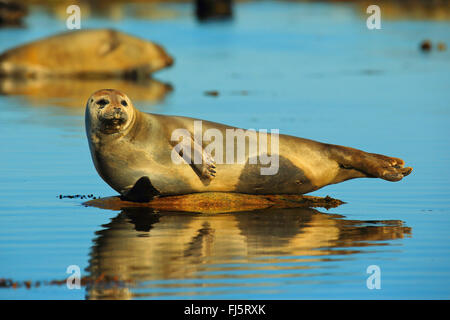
83, 192, 345, 214
0, 29, 174, 79
437, 42, 447, 51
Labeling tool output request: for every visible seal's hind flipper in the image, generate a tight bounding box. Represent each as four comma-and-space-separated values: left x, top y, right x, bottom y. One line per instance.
331, 145, 413, 182
122, 176, 160, 202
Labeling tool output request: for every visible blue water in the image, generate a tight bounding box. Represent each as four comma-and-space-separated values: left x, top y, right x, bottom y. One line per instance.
0, 1, 449, 299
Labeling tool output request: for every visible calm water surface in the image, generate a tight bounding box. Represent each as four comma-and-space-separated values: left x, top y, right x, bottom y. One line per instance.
0, 2, 449, 299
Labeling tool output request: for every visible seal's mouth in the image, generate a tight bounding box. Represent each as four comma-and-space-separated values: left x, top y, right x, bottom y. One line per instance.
100, 117, 127, 134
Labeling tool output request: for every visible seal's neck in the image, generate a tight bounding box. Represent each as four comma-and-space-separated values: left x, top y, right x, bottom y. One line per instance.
123, 109, 146, 142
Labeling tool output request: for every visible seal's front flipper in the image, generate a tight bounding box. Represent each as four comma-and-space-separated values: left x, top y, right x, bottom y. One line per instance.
193, 146, 216, 181
173, 135, 216, 182
122, 176, 160, 202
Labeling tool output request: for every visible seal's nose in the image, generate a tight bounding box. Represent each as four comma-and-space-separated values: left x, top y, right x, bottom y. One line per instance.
113, 107, 122, 119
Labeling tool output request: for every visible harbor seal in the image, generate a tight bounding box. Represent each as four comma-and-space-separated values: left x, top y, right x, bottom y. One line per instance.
0, 29, 173, 79
85, 89, 412, 202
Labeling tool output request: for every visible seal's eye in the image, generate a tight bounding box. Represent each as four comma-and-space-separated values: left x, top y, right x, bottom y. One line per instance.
121, 100, 128, 107
96, 99, 109, 108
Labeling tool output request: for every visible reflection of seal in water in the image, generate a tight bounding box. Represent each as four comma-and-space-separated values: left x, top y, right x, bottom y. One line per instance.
0, 77, 172, 108
0, 29, 173, 79
85, 207, 411, 299
85, 89, 413, 202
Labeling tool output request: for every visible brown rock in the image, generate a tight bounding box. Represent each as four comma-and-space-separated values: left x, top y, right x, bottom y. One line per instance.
83, 192, 345, 214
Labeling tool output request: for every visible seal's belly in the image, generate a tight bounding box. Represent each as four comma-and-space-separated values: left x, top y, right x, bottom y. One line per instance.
154, 155, 319, 195
95, 130, 338, 196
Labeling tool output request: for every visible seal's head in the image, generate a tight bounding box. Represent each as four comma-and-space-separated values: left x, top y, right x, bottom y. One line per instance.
86, 89, 135, 135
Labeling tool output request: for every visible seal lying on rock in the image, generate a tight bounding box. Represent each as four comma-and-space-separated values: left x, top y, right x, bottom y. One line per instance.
85, 89, 412, 202
0, 29, 173, 79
